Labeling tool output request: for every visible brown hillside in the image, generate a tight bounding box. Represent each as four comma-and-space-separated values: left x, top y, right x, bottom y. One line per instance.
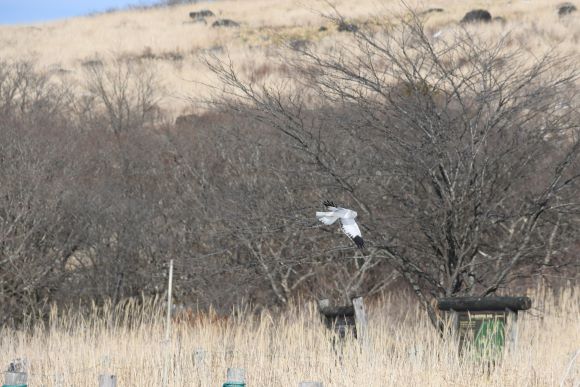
0, 0, 578, 114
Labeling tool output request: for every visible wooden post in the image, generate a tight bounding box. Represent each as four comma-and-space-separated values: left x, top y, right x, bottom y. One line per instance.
98, 374, 117, 387
299, 382, 323, 387
193, 347, 207, 384
505, 309, 518, 353
448, 309, 459, 337
193, 347, 206, 367
53, 372, 64, 387
317, 299, 330, 310
165, 259, 174, 342
408, 344, 424, 366
162, 259, 174, 387
448, 309, 460, 354
352, 297, 368, 347
449, 310, 458, 330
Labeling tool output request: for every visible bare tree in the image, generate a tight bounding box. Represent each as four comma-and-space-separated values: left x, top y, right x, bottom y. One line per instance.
166, 108, 397, 306
83, 58, 161, 136
0, 60, 82, 324
207, 13, 580, 327
2, 13, 579, 326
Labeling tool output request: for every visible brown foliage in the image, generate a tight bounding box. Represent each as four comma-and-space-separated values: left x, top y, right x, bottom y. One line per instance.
206, 13, 580, 328
2, 8, 580, 327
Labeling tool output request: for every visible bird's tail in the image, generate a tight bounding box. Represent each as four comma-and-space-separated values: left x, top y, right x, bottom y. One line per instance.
323, 200, 336, 208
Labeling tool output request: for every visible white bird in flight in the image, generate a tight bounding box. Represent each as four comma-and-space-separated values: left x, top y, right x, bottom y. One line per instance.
316, 200, 364, 248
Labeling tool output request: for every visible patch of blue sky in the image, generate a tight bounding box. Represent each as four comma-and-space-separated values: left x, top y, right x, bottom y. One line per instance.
0, 0, 159, 25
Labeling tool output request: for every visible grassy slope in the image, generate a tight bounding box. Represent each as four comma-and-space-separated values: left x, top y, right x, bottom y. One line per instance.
0, 0, 578, 114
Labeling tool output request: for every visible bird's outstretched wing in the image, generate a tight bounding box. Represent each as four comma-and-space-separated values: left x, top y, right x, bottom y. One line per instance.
340, 218, 364, 248
316, 211, 339, 225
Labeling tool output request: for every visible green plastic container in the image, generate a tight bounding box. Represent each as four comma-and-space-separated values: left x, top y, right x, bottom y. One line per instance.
475, 319, 506, 348
473, 317, 506, 361
3, 371, 27, 387
223, 368, 245, 387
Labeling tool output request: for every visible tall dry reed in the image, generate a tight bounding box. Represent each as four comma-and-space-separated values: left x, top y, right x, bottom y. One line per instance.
1, 286, 578, 386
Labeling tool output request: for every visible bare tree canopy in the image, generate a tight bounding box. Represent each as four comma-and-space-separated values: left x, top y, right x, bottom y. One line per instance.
1, 10, 579, 327
207, 12, 580, 327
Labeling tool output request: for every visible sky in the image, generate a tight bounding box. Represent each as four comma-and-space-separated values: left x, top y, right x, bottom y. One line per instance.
0, 0, 159, 24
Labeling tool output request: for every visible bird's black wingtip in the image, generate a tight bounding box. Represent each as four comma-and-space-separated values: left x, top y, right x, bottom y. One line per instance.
353, 236, 365, 249
323, 200, 336, 208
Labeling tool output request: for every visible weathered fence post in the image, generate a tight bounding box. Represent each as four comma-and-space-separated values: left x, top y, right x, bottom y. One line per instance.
505, 309, 518, 353
98, 374, 117, 387
193, 347, 207, 384
162, 259, 174, 387
299, 382, 323, 387
318, 299, 330, 310
53, 373, 64, 387
223, 367, 245, 387
352, 297, 368, 347
193, 347, 206, 368
443, 309, 459, 347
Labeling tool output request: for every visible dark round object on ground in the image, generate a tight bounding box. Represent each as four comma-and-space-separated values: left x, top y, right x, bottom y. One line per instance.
420, 7, 444, 15
460, 9, 492, 24
558, 3, 577, 16
212, 19, 240, 28
189, 9, 214, 20
337, 21, 358, 32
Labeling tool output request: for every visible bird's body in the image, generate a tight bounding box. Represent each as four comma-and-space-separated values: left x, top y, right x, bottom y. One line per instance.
316, 201, 364, 248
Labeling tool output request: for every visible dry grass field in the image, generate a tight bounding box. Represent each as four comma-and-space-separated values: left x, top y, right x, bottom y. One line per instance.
0, 285, 578, 386
1, 3, 579, 386
0, 0, 579, 115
